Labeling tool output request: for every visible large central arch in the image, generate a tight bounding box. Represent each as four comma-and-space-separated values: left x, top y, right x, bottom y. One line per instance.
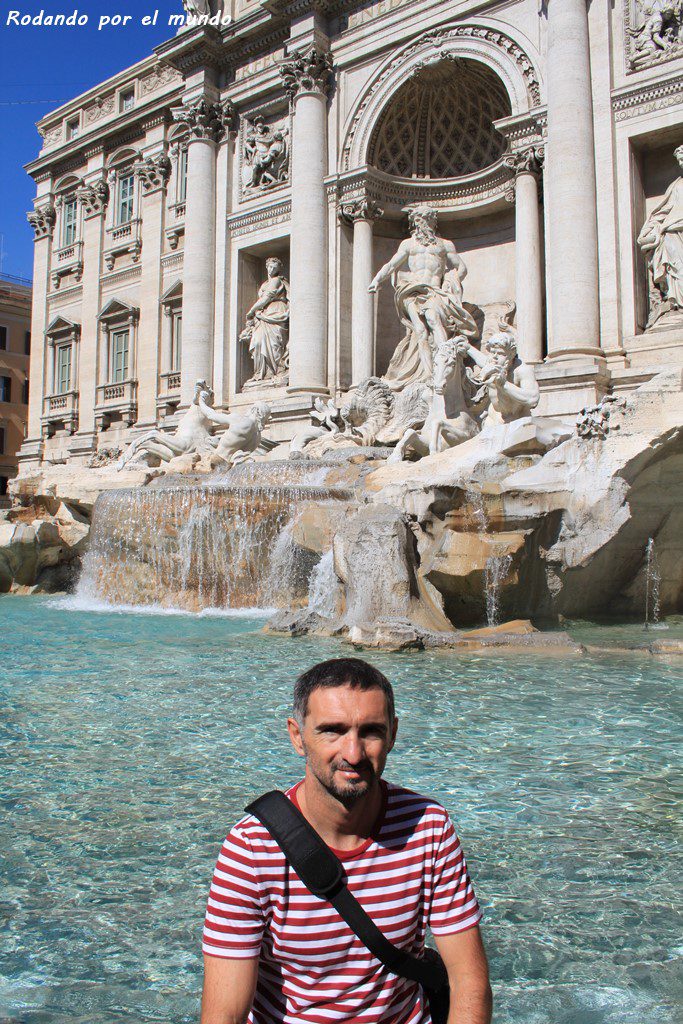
341, 24, 542, 174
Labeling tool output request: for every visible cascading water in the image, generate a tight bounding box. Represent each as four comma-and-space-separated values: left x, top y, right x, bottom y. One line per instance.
77, 461, 353, 612
307, 549, 340, 620
644, 537, 662, 628
484, 553, 512, 627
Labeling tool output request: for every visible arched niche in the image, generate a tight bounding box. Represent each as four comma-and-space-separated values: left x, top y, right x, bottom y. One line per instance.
342, 25, 541, 173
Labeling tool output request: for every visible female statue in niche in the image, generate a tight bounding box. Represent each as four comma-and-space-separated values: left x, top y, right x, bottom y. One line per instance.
240, 257, 290, 386
638, 143, 683, 322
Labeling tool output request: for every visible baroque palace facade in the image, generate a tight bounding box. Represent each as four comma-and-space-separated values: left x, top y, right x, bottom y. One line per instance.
21, 0, 683, 466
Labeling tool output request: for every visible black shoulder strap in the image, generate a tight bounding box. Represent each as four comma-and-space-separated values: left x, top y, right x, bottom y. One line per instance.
245, 790, 448, 991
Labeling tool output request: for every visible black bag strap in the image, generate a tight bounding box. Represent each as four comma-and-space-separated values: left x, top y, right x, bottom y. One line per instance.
245, 790, 448, 992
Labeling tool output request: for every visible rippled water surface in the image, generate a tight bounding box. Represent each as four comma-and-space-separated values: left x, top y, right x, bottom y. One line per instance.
1, 597, 681, 1024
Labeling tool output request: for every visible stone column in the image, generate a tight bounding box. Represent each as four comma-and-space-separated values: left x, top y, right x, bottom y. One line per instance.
280, 47, 333, 393
505, 148, 545, 364
25, 202, 55, 444
135, 148, 171, 425
545, 0, 601, 358
74, 176, 109, 445
340, 198, 384, 385
172, 98, 235, 406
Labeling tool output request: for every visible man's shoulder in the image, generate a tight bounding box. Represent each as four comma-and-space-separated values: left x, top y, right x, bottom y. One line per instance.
384, 781, 451, 830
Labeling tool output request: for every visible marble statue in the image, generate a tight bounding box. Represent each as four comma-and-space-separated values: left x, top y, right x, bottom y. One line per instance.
196, 392, 275, 467
631, 1, 682, 58
369, 205, 478, 389
116, 380, 216, 469
388, 336, 480, 462
460, 331, 540, 425
240, 257, 290, 385
242, 118, 290, 191
290, 398, 342, 455
182, 0, 219, 16
638, 144, 683, 319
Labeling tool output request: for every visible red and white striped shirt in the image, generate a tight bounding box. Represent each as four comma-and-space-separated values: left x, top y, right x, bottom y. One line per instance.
203, 781, 482, 1024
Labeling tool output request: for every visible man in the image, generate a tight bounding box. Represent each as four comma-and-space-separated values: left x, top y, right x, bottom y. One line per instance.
368, 206, 478, 388
201, 658, 492, 1024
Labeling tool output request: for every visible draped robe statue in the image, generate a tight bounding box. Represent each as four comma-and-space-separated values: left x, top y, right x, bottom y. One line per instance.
638, 144, 683, 316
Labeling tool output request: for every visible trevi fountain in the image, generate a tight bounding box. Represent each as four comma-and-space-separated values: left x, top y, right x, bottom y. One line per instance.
1, 3, 682, 1023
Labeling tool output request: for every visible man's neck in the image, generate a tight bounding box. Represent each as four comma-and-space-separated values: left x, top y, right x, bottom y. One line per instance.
296, 774, 385, 852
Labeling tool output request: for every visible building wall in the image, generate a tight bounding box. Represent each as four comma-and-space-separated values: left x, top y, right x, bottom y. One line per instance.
19, 0, 683, 466
0, 278, 31, 496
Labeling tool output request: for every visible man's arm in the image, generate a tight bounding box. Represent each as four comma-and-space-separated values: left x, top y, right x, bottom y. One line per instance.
434, 927, 492, 1024
200, 954, 259, 1024
369, 240, 410, 292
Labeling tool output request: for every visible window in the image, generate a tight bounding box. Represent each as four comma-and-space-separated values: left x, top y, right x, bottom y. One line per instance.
22, 378, 29, 405
0, 427, 5, 454
0, 477, 7, 497
171, 312, 182, 372
0, 377, 11, 403
25, 331, 31, 355
0, 327, 6, 351
66, 118, 79, 140
117, 174, 135, 225
178, 147, 188, 203
63, 197, 78, 246
111, 329, 129, 383
56, 346, 71, 394
120, 90, 135, 112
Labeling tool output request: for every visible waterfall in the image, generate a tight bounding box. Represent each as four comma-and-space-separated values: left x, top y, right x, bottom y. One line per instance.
484, 553, 512, 627
644, 537, 661, 628
307, 549, 340, 620
77, 464, 351, 612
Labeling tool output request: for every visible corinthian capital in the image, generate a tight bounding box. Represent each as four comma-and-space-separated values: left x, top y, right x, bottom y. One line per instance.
504, 145, 545, 178
27, 204, 56, 239
135, 153, 172, 194
172, 97, 237, 143
339, 197, 384, 224
280, 46, 333, 100
77, 180, 110, 217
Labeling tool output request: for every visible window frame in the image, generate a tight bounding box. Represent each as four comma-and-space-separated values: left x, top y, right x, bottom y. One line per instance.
0, 376, 12, 403
55, 344, 72, 395
0, 326, 7, 352
62, 195, 78, 247
110, 329, 130, 384
116, 172, 135, 226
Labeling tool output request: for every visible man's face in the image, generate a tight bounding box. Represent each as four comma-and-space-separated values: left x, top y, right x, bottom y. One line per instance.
288, 685, 398, 806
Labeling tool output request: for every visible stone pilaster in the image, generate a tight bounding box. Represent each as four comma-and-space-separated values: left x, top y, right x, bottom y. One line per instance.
340, 198, 384, 385
281, 47, 334, 393
25, 201, 55, 445
136, 148, 170, 425
545, 0, 601, 359
74, 169, 108, 445
172, 97, 236, 406
505, 147, 545, 364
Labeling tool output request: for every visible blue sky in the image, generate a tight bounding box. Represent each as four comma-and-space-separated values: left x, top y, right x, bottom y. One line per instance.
0, 2, 180, 280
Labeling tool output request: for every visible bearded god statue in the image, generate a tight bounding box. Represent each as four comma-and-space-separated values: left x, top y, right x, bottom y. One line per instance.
368, 205, 479, 389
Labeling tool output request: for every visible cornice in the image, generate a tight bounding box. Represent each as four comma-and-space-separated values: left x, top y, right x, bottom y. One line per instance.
227, 199, 292, 236
612, 72, 683, 121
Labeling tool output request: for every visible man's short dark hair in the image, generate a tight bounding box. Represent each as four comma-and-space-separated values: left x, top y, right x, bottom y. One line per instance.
293, 658, 395, 725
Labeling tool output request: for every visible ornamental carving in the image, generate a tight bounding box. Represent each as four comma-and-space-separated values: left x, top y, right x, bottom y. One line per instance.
504, 145, 544, 178
576, 396, 626, 439
241, 116, 290, 193
135, 153, 172, 193
39, 124, 63, 148
171, 97, 237, 142
85, 95, 115, 124
77, 180, 110, 217
339, 198, 384, 224
626, 0, 683, 72
280, 47, 334, 99
140, 64, 182, 95
27, 204, 56, 239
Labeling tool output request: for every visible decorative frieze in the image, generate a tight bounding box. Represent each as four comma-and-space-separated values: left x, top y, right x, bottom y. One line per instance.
228, 200, 292, 238
612, 74, 683, 121
171, 97, 237, 143
39, 124, 63, 148
625, 0, 683, 73
84, 95, 115, 125
135, 153, 172, 194
77, 180, 110, 218
27, 204, 56, 239
280, 46, 334, 100
140, 64, 182, 95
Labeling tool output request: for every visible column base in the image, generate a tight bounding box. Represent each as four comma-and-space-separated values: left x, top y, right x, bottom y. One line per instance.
545, 347, 605, 362
535, 360, 611, 418
286, 385, 331, 396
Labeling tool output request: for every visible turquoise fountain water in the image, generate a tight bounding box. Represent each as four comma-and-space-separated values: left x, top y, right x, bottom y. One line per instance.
1, 596, 681, 1024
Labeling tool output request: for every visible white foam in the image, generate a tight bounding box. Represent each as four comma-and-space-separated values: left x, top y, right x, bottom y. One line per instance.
49, 594, 275, 619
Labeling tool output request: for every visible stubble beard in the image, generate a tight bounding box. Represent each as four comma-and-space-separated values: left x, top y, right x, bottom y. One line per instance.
304, 746, 381, 808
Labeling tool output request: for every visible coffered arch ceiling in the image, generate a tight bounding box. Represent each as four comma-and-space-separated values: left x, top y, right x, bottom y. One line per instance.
368, 59, 512, 180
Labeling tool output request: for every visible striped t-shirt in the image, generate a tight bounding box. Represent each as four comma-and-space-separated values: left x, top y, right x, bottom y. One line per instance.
202, 781, 482, 1024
